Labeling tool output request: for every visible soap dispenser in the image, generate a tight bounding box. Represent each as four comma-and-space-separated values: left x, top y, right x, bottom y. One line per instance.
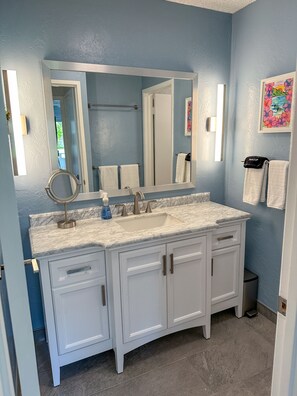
101, 192, 112, 220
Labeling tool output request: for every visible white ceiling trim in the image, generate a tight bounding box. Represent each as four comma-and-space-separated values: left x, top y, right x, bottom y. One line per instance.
165, 0, 256, 14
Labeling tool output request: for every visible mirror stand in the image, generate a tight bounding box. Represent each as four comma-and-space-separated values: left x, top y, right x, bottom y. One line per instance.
57, 203, 76, 229
45, 169, 80, 229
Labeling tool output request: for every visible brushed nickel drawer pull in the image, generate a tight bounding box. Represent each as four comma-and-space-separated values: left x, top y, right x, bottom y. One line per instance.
101, 285, 106, 306
162, 255, 167, 276
217, 235, 233, 242
67, 265, 92, 275
211, 258, 214, 277
170, 253, 174, 274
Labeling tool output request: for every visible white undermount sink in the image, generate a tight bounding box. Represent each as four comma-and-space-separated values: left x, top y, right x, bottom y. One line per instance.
115, 212, 182, 232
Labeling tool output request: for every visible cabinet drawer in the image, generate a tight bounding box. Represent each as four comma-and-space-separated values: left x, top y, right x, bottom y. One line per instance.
49, 251, 105, 288
212, 224, 241, 250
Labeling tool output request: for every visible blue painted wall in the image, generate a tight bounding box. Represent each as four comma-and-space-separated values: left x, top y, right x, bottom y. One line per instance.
0, 0, 231, 329
225, 0, 297, 312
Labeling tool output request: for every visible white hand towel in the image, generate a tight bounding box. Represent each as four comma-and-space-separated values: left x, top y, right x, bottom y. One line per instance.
267, 160, 289, 210
98, 165, 119, 190
120, 164, 139, 189
185, 160, 191, 183
243, 160, 268, 205
175, 153, 186, 183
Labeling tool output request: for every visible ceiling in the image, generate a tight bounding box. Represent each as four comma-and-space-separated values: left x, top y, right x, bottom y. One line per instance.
165, 0, 256, 14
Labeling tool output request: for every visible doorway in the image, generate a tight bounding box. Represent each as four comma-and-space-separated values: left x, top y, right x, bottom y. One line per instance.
51, 80, 90, 193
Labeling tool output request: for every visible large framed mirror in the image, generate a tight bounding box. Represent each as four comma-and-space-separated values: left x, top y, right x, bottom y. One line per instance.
42, 60, 198, 201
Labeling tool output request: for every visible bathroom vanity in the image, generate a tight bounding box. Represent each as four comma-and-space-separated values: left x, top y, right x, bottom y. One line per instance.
29, 194, 250, 386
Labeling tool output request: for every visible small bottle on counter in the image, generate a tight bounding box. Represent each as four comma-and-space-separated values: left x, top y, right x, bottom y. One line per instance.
101, 192, 112, 220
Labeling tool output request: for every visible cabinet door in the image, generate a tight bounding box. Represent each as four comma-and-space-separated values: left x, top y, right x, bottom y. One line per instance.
52, 278, 109, 355
120, 245, 167, 343
167, 237, 206, 328
211, 245, 240, 305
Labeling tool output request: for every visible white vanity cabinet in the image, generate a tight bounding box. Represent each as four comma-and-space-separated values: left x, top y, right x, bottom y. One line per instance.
31, 207, 249, 386
38, 249, 112, 386
211, 222, 246, 317
109, 235, 211, 373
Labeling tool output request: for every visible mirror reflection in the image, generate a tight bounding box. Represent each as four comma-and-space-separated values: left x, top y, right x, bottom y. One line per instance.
49, 69, 193, 194
45, 169, 80, 229
49, 171, 79, 202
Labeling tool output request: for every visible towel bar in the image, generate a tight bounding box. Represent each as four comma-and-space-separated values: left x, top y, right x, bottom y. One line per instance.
92, 164, 141, 170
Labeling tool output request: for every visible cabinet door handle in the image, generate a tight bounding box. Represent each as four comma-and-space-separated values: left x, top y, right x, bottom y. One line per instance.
101, 285, 106, 306
217, 235, 233, 242
211, 258, 214, 277
67, 265, 92, 275
170, 253, 174, 274
162, 255, 167, 276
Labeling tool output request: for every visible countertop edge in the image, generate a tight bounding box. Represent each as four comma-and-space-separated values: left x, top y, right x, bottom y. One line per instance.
31, 215, 251, 259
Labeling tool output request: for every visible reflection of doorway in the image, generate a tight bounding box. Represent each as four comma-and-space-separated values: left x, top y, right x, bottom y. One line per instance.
142, 80, 174, 186
51, 80, 89, 192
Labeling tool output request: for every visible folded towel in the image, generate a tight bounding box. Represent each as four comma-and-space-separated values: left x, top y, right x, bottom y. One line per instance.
243, 160, 268, 205
98, 165, 119, 190
120, 164, 139, 189
185, 160, 191, 183
175, 153, 187, 183
244, 156, 269, 169
267, 160, 289, 210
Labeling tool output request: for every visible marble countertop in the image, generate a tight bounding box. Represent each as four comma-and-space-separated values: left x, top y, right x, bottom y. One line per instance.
29, 201, 250, 258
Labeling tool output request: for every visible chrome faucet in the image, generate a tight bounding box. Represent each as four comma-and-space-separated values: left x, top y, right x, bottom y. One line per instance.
133, 191, 145, 215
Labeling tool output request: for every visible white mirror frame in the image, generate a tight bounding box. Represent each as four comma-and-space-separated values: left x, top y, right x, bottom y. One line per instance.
42, 60, 198, 201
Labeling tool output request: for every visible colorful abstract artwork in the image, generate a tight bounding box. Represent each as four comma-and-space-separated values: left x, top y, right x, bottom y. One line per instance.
185, 97, 192, 136
259, 72, 295, 133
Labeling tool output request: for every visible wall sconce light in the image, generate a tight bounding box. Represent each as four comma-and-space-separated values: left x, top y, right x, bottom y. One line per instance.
206, 116, 216, 132
2, 70, 27, 176
206, 84, 226, 162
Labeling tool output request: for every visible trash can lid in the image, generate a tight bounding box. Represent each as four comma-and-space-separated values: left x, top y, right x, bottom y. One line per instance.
244, 269, 258, 282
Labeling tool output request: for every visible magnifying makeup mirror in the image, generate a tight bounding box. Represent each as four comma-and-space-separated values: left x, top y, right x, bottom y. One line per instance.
45, 169, 80, 229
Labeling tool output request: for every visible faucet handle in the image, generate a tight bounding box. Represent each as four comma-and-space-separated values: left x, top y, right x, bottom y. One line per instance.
145, 200, 157, 213
115, 204, 128, 217
138, 191, 145, 200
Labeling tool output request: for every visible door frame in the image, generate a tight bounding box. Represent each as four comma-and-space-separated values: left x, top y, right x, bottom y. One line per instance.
271, 64, 297, 395
142, 79, 174, 186
0, 71, 40, 395
51, 79, 90, 192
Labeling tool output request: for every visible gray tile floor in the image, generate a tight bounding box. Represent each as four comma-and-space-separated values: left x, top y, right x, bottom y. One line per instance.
36, 310, 275, 396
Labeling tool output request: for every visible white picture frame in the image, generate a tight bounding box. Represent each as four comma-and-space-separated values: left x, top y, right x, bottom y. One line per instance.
258, 72, 296, 133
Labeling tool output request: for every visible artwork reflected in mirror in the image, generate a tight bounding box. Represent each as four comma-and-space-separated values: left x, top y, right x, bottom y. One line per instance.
49, 71, 192, 194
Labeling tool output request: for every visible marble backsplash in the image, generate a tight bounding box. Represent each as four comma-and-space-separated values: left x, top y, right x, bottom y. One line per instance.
29, 192, 210, 228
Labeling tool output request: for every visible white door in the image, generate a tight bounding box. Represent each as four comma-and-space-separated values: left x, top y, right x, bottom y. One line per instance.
53, 278, 109, 355
271, 63, 297, 395
0, 72, 40, 395
167, 237, 206, 328
154, 93, 173, 185
142, 80, 174, 187
211, 245, 239, 305
120, 245, 167, 343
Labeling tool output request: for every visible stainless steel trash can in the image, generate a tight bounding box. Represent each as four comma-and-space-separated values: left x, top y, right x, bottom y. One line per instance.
243, 269, 258, 317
